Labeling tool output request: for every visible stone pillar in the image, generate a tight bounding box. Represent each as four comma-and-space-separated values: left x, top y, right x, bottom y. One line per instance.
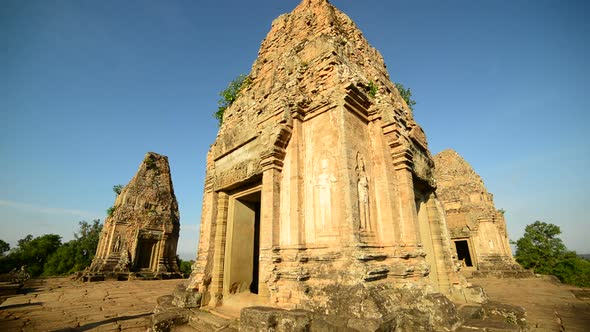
156, 235, 167, 272
393, 155, 420, 245
425, 195, 453, 295
211, 192, 229, 304
383, 123, 419, 245
290, 116, 304, 246
367, 120, 399, 245
259, 158, 282, 299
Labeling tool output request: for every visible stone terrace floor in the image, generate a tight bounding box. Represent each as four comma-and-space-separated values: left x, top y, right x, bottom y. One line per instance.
472, 276, 590, 332
0, 276, 589, 331
0, 277, 180, 331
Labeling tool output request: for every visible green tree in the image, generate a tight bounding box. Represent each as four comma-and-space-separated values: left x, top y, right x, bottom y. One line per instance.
44, 220, 102, 276
514, 221, 566, 274
552, 251, 590, 287
6, 234, 62, 277
176, 256, 194, 278
0, 239, 9, 256
394, 82, 416, 112
514, 221, 590, 287
113, 184, 124, 195
214, 74, 251, 126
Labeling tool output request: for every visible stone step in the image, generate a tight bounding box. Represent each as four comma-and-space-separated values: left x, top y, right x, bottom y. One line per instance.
187, 309, 236, 332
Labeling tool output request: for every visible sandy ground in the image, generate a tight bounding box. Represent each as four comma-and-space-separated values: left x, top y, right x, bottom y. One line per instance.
0, 277, 181, 331
472, 276, 590, 332
0, 276, 588, 331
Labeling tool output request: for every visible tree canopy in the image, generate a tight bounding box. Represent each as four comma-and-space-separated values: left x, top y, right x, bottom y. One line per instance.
1, 234, 62, 277
514, 221, 589, 287
0, 220, 103, 277
0, 239, 9, 256
44, 219, 103, 276
514, 221, 566, 274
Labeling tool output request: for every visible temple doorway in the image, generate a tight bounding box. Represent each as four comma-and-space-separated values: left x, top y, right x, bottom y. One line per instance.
224, 188, 261, 296
136, 239, 157, 270
455, 240, 473, 267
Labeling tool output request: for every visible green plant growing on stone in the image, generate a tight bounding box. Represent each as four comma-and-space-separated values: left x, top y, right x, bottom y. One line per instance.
113, 184, 124, 195
367, 81, 378, 97
146, 156, 155, 169
107, 206, 116, 217
214, 74, 252, 126
394, 82, 416, 111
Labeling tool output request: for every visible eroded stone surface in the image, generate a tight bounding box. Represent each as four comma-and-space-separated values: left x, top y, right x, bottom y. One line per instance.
86, 152, 181, 279
433, 149, 526, 274
0, 277, 179, 331
474, 277, 590, 332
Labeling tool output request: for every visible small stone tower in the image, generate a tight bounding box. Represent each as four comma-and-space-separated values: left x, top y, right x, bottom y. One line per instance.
86, 152, 181, 280
433, 149, 527, 276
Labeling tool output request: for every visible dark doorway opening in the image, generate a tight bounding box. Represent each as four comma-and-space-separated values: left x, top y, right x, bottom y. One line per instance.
250, 200, 261, 294
137, 239, 156, 269
455, 240, 473, 267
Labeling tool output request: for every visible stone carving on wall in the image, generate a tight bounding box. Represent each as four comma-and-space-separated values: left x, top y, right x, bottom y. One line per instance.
314, 155, 336, 233
356, 153, 371, 232
113, 234, 121, 253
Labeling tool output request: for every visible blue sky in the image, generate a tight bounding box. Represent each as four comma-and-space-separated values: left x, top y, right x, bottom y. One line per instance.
1, 0, 588, 259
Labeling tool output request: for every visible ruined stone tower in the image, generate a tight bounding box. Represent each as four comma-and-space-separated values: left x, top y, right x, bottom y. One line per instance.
433, 149, 526, 275
87, 152, 180, 280
184, 0, 483, 328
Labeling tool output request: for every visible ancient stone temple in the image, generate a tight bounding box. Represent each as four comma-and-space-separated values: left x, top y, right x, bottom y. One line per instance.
86, 152, 181, 280
433, 149, 526, 275
174, 0, 490, 327
145, 1, 543, 331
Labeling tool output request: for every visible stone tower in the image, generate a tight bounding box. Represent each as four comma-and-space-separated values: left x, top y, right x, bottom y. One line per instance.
433, 149, 525, 274
184, 0, 483, 328
86, 152, 181, 280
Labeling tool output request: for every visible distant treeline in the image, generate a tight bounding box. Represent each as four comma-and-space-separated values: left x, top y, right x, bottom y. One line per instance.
0, 220, 102, 277
0, 219, 193, 278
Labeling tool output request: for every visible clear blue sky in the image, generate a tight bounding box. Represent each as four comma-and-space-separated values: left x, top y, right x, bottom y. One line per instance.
1, 0, 588, 259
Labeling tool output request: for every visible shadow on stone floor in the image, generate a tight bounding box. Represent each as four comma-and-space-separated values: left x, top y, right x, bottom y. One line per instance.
0, 302, 43, 310
51, 312, 151, 332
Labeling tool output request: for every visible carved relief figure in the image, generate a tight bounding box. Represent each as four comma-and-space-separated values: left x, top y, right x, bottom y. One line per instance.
356, 153, 371, 232
315, 157, 336, 231
113, 234, 121, 253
